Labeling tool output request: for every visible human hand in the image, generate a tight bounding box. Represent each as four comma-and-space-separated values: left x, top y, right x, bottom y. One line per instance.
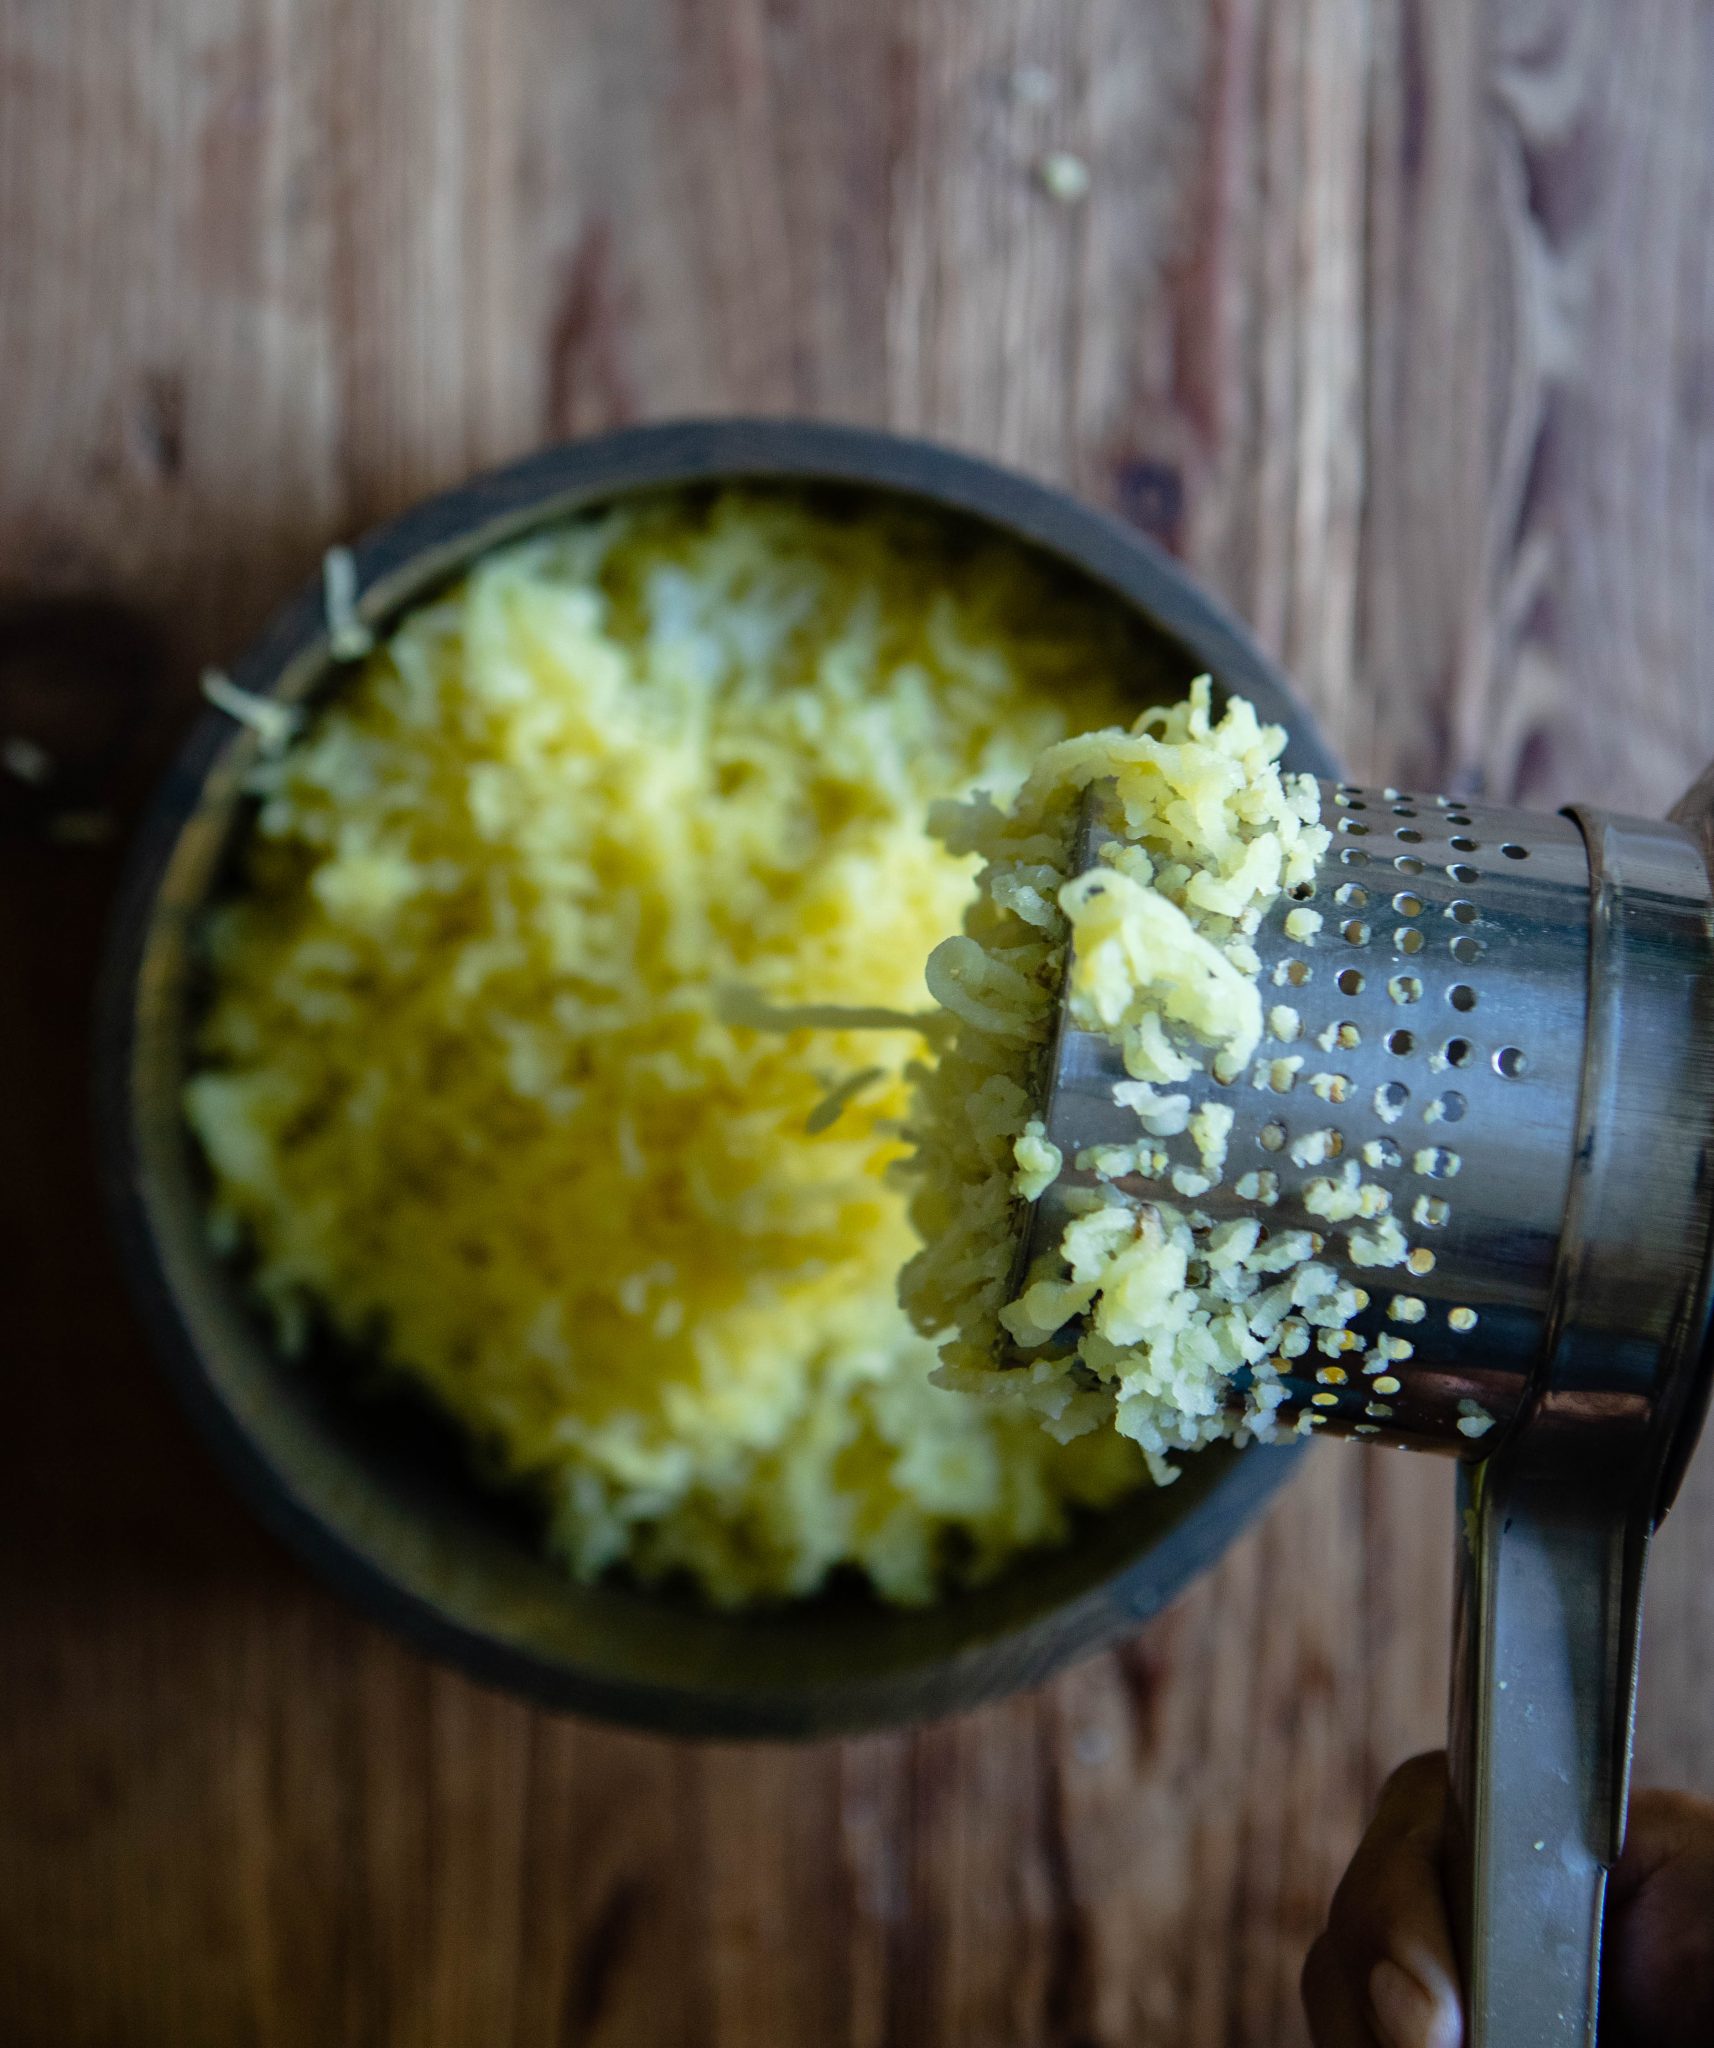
1301, 1751, 1714, 2048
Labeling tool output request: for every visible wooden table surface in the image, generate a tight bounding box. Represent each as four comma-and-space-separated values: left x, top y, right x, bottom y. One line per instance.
5, 3, 1713, 2042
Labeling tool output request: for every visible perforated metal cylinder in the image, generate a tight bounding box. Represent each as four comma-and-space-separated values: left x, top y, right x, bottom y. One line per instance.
1025, 780, 1601, 1452
1025, 769, 1714, 2048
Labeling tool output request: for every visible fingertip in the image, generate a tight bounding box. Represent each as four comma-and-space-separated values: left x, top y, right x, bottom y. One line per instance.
1301, 1931, 1373, 2045
1368, 1955, 1463, 2048
1377, 1750, 1450, 1817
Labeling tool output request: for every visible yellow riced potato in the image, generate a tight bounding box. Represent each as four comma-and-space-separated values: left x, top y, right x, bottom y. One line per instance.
186, 489, 1147, 1608
899, 677, 1390, 1482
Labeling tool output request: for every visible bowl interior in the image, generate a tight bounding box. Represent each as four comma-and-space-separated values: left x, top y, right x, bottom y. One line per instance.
103, 424, 1335, 1737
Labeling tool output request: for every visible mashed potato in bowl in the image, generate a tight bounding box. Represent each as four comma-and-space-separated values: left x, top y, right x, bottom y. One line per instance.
184, 487, 1164, 1609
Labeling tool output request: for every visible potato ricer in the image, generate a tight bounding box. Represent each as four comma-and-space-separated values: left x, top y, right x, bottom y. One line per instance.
1021, 760, 1714, 2046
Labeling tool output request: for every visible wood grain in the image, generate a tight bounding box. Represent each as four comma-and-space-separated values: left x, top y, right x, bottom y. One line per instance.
3, 1, 1712, 2042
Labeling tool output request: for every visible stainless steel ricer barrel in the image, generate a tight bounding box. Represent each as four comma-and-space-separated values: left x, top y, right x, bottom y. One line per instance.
1024, 763, 1714, 2048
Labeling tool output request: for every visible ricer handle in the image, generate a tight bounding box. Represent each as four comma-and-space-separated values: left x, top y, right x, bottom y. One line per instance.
1448, 1456, 1650, 2048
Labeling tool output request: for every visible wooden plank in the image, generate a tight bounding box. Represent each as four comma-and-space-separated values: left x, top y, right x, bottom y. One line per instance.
2, 2, 1712, 2043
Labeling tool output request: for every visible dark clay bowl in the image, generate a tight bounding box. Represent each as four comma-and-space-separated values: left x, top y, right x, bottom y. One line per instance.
97, 419, 1339, 1738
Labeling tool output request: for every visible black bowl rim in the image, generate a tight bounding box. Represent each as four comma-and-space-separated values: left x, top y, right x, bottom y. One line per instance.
95, 417, 1340, 1738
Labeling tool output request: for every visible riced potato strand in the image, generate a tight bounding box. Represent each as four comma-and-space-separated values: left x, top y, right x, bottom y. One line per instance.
900, 681, 1400, 1481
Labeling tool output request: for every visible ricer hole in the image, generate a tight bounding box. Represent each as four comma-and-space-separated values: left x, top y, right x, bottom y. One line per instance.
1494, 1046, 1527, 1079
